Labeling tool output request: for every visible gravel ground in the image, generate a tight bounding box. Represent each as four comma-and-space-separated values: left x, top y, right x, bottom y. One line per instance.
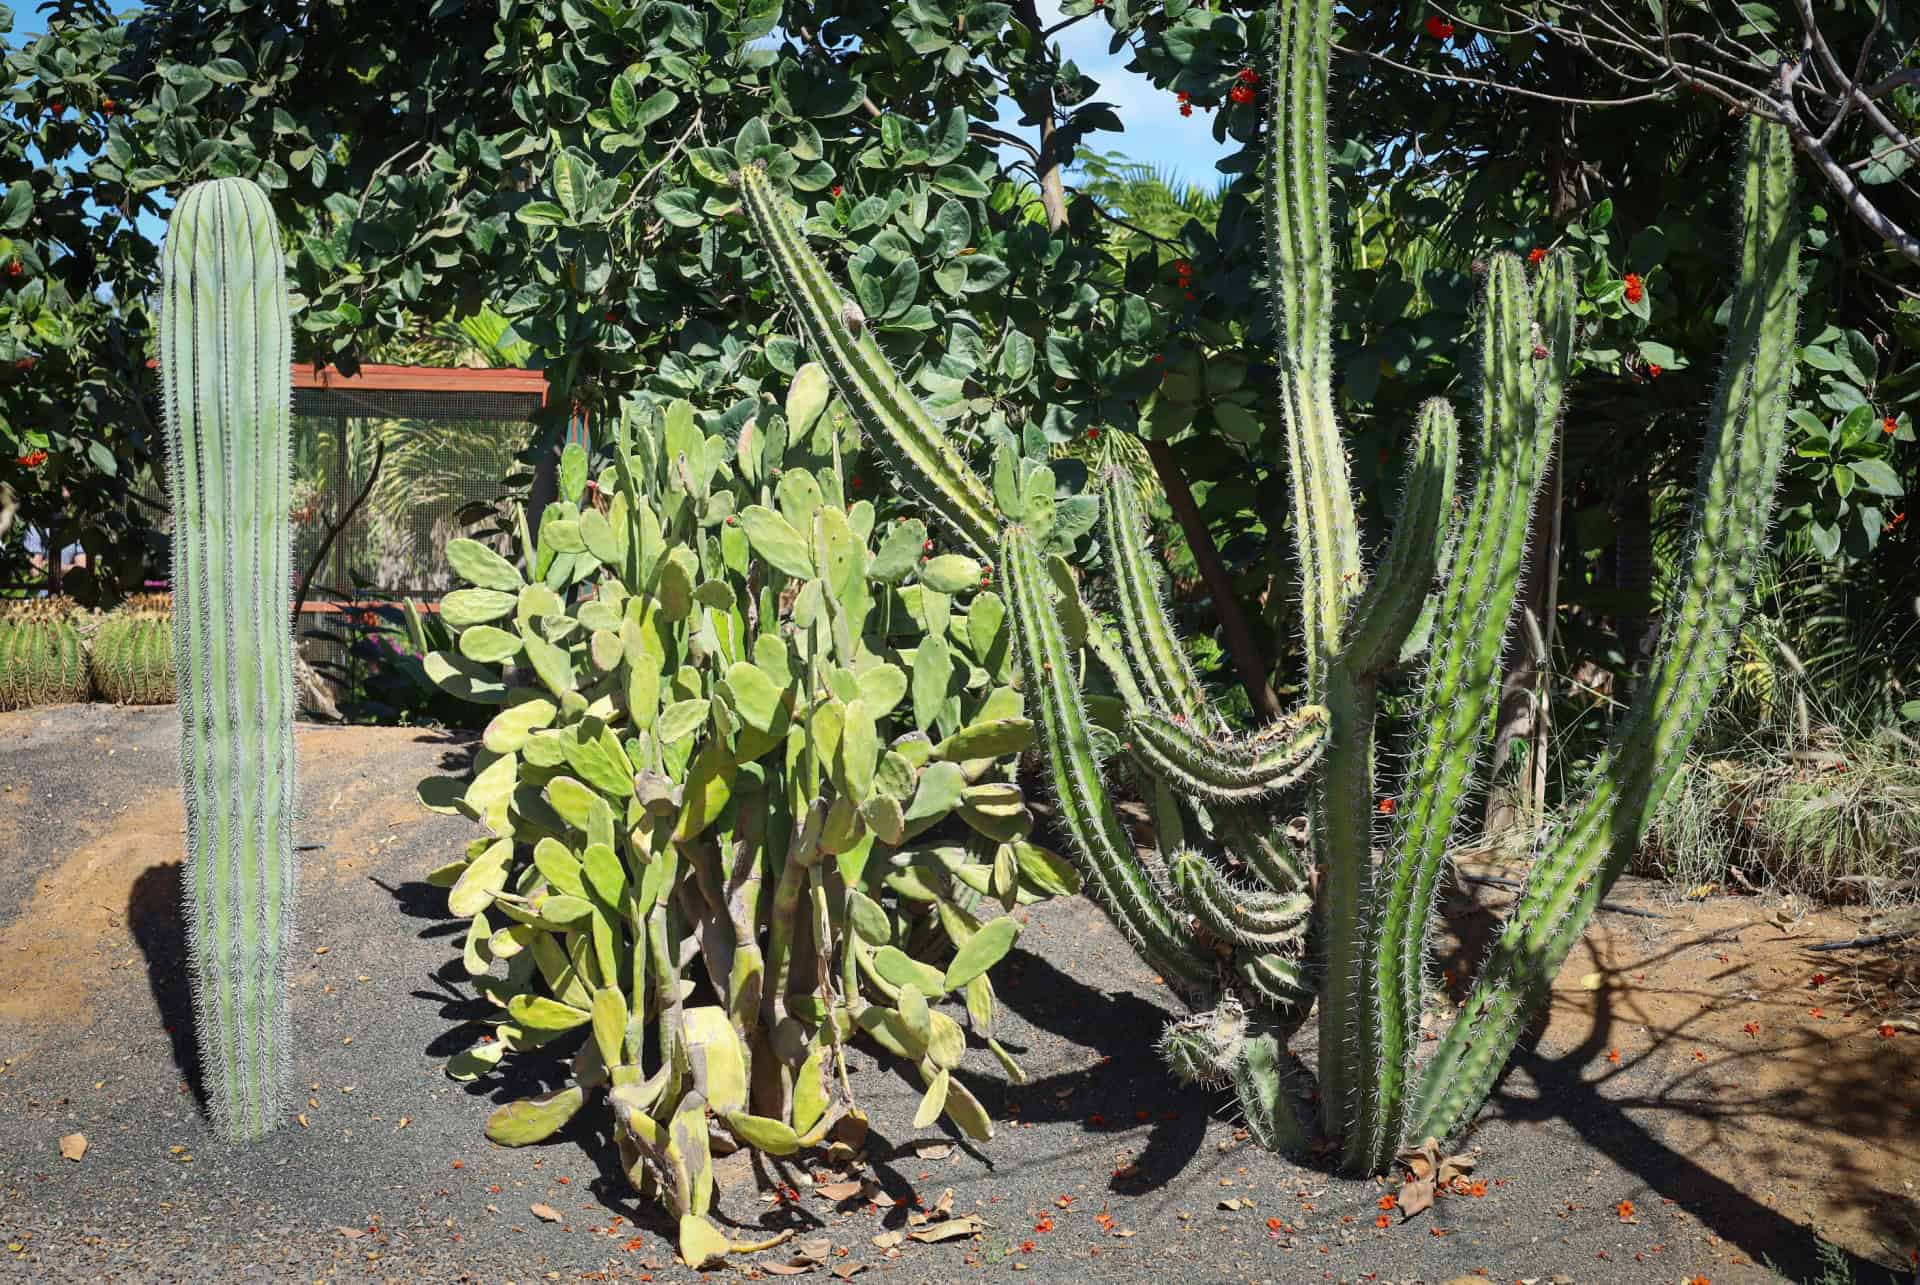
0, 706, 1904, 1284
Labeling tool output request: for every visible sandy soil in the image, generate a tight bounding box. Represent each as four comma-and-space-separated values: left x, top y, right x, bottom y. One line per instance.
0, 704, 1914, 1284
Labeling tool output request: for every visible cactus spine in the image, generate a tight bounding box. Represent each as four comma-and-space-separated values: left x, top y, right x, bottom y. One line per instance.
160, 177, 297, 1143
736, 0, 1800, 1176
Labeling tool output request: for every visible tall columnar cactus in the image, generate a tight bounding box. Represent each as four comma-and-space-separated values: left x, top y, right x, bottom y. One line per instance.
735, 0, 1799, 1176
160, 178, 297, 1143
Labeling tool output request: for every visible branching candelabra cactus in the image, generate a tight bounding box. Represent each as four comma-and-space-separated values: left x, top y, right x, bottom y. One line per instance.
736, 0, 1800, 1176
160, 177, 298, 1143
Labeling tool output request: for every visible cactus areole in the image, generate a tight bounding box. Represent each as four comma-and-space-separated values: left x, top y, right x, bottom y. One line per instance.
738, 0, 1801, 1174
160, 177, 298, 1143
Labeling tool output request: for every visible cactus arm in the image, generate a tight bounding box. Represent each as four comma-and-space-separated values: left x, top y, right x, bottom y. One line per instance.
734, 164, 999, 554
1407, 118, 1800, 1147
1081, 607, 1151, 713
1342, 399, 1459, 675
1003, 524, 1217, 995
1098, 467, 1223, 729
161, 177, 296, 1142
1123, 704, 1328, 805
1234, 948, 1312, 1011
1348, 252, 1573, 1172
1232, 1025, 1309, 1155
1168, 850, 1310, 948
1266, 0, 1361, 689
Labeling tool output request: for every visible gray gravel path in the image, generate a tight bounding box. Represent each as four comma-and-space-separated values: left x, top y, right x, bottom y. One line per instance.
0, 707, 1899, 1284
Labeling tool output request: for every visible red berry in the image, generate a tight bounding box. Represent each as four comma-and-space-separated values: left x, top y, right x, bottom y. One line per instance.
1238, 68, 1258, 84
1229, 85, 1254, 105
1423, 15, 1454, 40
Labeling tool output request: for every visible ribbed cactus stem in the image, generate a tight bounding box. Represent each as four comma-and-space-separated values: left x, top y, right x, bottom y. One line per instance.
1098, 467, 1224, 730
1002, 525, 1216, 996
1124, 704, 1327, 804
1342, 399, 1459, 673
161, 177, 297, 1143
733, 163, 999, 554
1265, 0, 1361, 688
1407, 116, 1800, 1147
1169, 849, 1311, 947
1352, 252, 1573, 1172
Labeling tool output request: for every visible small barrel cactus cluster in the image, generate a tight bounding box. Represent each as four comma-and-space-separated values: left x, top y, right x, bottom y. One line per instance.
0, 598, 90, 709
90, 594, 177, 705
418, 378, 1071, 1264
733, 0, 1802, 1176
0, 593, 177, 709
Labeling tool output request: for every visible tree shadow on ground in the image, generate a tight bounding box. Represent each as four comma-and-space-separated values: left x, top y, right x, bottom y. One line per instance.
1440, 875, 1907, 1283
127, 860, 206, 1115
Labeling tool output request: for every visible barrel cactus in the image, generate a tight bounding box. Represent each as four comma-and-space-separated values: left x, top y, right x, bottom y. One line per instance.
418, 379, 1061, 1265
159, 177, 298, 1143
92, 596, 176, 705
734, 0, 1801, 1175
0, 598, 90, 710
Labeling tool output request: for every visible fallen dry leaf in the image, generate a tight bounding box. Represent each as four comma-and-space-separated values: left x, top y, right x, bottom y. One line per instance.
529, 1202, 563, 1223
872, 1231, 904, 1250
908, 1189, 956, 1227
764, 1263, 812, 1277
1218, 1198, 1245, 1211
830, 1264, 866, 1280
815, 1180, 871, 1203
336, 1227, 364, 1239
907, 1215, 983, 1244
58, 1133, 86, 1162
913, 1141, 954, 1160
793, 1237, 831, 1265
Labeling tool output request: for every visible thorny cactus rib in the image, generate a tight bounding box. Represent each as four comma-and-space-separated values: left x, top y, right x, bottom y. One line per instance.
735, 0, 1803, 1175
160, 177, 297, 1143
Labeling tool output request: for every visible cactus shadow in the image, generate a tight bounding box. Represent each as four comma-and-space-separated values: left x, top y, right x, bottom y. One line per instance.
962, 944, 1218, 1193
127, 860, 208, 1115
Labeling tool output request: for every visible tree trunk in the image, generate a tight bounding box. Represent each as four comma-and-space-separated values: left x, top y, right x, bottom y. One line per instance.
1145, 440, 1284, 720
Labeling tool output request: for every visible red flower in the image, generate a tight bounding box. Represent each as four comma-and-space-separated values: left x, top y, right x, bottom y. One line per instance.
1882, 1023, 1899, 1039
1648, 363, 1662, 378
1176, 91, 1190, 103
1086, 428, 1100, 440
1378, 797, 1396, 815
17, 449, 47, 468
1527, 247, 1547, 265
1811, 972, 1828, 985
1374, 1213, 1392, 1228
1623, 272, 1644, 304
831, 185, 843, 198
48, 101, 63, 116
1885, 416, 1898, 435
1378, 1194, 1397, 1210
1179, 102, 1193, 117
1229, 84, 1254, 105
851, 476, 862, 489
5, 262, 20, 277
1238, 68, 1259, 84
1617, 1200, 1635, 1220
101, 98, 115, 115
1424, 14, 1454, 40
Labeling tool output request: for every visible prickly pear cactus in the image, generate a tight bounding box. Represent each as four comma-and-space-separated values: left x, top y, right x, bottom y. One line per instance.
734, 0, 1802, 1177
92, 598, 176, 705
418, 379, 1066, 1267
0, 599, 90, 710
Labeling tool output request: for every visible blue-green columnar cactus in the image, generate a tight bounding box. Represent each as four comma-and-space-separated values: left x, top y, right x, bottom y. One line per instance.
736, 0, 1801, 1175
159, 177, 297, 1143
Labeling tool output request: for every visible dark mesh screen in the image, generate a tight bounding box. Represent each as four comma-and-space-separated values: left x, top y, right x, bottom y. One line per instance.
289, 379, 543, 678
